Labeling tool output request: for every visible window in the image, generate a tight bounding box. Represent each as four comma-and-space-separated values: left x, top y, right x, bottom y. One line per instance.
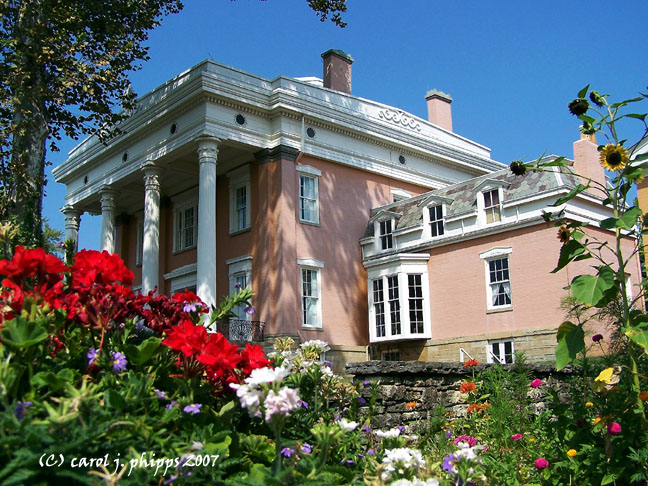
227, 255, 252, 319
299, 175, 319, 223
366, 254, 431, 343
301, 268, 321, 327
387, 275, 401, 335
135, 216, 143, 266
229, 165, 251, 234
488, 339, 515, 364
372, 279, 386, 337
164, 263, 197, 294
382, 349, 401, 361
174, 201, 198, 252
429, 205, 444, 237
379, 220, 393, 250
488, 257, 511, 308
408, 274, 424, 334
483, 189, 501, 224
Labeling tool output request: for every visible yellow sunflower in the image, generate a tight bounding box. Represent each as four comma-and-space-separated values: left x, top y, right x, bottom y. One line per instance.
599, 144, 629, 172
557, 226, 571, 244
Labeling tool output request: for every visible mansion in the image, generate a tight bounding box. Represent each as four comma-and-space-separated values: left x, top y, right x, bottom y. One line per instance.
52, 50, 640, 372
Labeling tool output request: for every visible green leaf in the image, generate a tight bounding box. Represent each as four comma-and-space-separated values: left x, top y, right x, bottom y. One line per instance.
123, 336, 161, 366
623, 113, 647, 121
569, 267, 615, 306
577, 85, 590, 99
218, 399, 236, 417
0, 317, 48, 349
601, 472, 618, 485
556, 321, 585, 371
550, 184, 588, 207
105, 389, 126, 412
601, 206, 642, 230
626, 329, 648, 351
31, 369, 74, 392
551, 239, 591, 273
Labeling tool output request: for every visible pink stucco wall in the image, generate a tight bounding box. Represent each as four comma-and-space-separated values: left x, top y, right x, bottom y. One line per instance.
426, 223, 641, 341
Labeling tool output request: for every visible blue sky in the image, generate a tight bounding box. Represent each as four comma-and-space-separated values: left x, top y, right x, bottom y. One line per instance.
44, 0, 648, 250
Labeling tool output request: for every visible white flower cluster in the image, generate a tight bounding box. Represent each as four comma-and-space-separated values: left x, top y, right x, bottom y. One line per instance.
454, 442, 483, 463
390, 479, 439, 486
230, 365, 300, 423
381, 448, 426, 481
337, 418, 359, 432
375, 427, 401, 438
300, 339, 331, 353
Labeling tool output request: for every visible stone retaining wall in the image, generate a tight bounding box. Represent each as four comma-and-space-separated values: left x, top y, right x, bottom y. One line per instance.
346, 361, 575, 429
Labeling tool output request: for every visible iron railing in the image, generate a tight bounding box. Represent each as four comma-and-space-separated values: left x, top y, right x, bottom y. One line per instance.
216, 319, 265, 342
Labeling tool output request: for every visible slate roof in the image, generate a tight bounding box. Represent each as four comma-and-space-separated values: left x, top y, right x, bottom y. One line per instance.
363, 167, 581, 238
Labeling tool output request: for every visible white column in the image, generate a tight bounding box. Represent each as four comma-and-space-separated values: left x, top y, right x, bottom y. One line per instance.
142, 161, 162, 294
61, 204, 82, 252
196, 137, 219, 310
99, 187, 118, 253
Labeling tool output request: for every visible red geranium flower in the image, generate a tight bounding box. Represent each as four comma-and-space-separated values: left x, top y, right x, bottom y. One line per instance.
162, 320, 209, 357
240, 342, 272, 374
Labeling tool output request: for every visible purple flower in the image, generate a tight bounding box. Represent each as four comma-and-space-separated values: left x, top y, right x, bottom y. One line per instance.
183, 403, 202, 414
592, 334, 604, 343
166, 400, 179, 410
445, 430, 452, 439
302, 443, 313, 454
87, 347, 98, 366
356, 396, 367, 404
183, 302, 200, 313
367, 448, 375, 456
300, 400, 309, 409
162, 476, 178, 485
111, 351, 127, 373
234, 282, 242, 290
281, 447, 294, 458
340, 459, 354, 466
442, 454, 455, 473
14, 401, 32, 422
245, 305, 256, 315
397, 425, 404, 432
362, 425, 371, 434
363, 380, 371, 386
154, 389, 167, 400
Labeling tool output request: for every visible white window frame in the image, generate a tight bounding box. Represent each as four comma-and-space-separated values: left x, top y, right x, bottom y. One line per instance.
378, 218, 394, 250
381, 349, 401, 361
366, 254, 431, 343
427, 204, 445, 238
227, 255, 253, 320
391, 188, 411, 203
480, 247, 513, 311
299, 258, 324, 329
487, 339, 515, 364
172, 193, 198, 253
228, 165, 251, 234
297, 165, 321, 225
482, 188, 502, 225
135, 213, 143, 267
164, 263, 198, 294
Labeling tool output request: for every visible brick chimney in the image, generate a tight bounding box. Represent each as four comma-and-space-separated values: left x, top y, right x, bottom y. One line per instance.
322, 49, 353, 94
425, 89, 453, 132
573, 132, 605, 188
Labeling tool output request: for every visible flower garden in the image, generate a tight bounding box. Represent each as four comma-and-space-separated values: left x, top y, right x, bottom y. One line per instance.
0, 87, 647, 485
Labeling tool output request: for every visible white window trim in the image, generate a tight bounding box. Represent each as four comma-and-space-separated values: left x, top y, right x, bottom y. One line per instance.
377, 218, 395, 251
297, 166, 320, 225
135, 213, 143, 267
172, 192, 198, 253
391, 188, 411, 202
228, 165, 251, 235
480, 247, 513, 311
227, 254, 252, 321
478, 186, 504, 227
164, 263, 198, 294
299, 259, 323, 329
424, 203, 445, 239
366, 254, 431, 343
487, 338, 515, 364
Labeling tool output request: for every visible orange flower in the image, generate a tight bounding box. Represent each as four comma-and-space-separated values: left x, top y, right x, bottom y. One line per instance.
464, 359, 479, 367
460, 381, 477, 394
405, 401, 417, 409
467, 403, 491, 414
639, 391, 648, 401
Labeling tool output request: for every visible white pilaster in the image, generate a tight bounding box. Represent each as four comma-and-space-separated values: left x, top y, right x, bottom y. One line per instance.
196, 137, 219, 310
99, 187, 118, 253
142, 161, 163, 294
61, 204, 82, 252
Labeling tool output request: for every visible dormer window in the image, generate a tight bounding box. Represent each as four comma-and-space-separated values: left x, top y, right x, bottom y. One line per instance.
379, 220, 393, 250
429, 205, 444, 237
483, 189, 501, 224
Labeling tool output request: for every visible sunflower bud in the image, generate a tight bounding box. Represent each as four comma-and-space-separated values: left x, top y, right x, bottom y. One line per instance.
509, 160, 527, 176
579, 121, 596, 135
568, 98, 589, 116
589, 90, 604, 108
